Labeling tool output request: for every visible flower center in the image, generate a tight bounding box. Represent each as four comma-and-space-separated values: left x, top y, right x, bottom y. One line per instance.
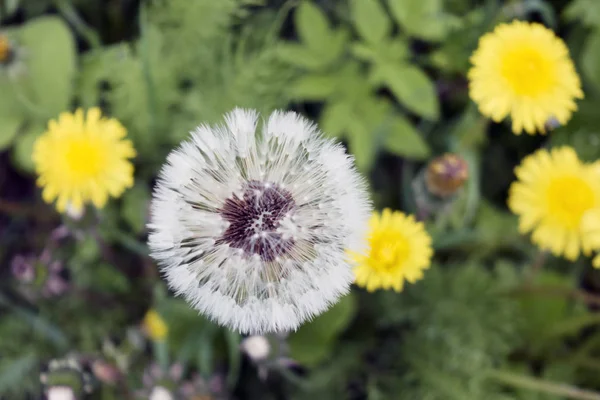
501, 46, 554, 96
64, 139, 106, 181
371, 234, 409, 272
217, 181, 296, 262
547, 176, 595, 229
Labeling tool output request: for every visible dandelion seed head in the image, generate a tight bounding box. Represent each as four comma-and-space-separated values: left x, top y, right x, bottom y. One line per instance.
148, 108, 371, 334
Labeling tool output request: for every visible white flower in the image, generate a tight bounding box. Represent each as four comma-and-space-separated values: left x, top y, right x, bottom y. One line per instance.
46, 386, 76, 400
241, 335, 271, 361
149, 386, 174, 400
148, 108, 371, 334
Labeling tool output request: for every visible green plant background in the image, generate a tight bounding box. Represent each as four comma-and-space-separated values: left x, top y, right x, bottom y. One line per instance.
2, 0, 600, 399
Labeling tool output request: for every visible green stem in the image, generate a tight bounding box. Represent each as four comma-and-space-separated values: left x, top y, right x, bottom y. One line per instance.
487, 370, 600, 400
54, 0, 102, 50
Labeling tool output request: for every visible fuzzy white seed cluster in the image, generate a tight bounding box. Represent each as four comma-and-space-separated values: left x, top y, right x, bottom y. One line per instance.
148, 108, 371, 334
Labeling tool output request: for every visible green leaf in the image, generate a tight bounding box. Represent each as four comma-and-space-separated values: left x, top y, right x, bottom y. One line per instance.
0, 0, 20, 20
288, 292, 357, 366
276, 43, 332, 70
348, 119, 378, 171
517, 272, 574, 354
384, 114, 430, 159
18, 16, 76, 117
379, 64, 439, 120
0, 113, 23, 150
85, 263, 131, 294
388, 0, 453, 41
290, 74, 338, 100
0, 79, 27, 150
12, 120, 44, 172
0, 353, 38, 395
320, 101, 352, 138
122, 183, 150, 234
564, 0, 600, 29
295, 2, 333, 53
352, 39, 409, 64
581, 31, 600, 91
350, 0, 391, 43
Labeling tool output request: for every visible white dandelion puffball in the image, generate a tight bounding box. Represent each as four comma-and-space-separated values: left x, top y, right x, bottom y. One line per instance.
148, 108, 371, 334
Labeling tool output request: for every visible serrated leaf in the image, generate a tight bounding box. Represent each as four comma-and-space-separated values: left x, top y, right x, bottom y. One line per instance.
384, 114, 430, 159
290, 74, 337, 100
12, 120, 44, 172
388, 0, 451, 41
380, 64, 439, 120
288, 293, 357, 366
582, 31, 600, 91
350, 0, 391, 43
295, 2, 333, 53
18, 16, 76, 117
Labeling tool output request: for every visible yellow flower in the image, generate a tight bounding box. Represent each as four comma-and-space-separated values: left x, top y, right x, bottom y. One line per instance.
508, 147, 600, 260
143, 310, 168, 341
468, 20, 583, 135
32, 108, 135, 213
353, 209, 433, 292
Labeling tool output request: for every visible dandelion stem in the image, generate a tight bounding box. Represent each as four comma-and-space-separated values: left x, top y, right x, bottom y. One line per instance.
487, 370, 600, 400
54, 0, 102, 50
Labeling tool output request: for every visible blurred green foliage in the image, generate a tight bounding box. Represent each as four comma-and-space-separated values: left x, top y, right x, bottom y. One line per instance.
2, 0, 600, 399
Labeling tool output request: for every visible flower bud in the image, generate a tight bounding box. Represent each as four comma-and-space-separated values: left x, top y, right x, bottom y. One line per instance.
425, 153, 469, 198
0, 34, 14, 65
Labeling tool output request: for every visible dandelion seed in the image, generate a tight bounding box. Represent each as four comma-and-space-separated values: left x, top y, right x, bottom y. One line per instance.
148, 108, 371, 334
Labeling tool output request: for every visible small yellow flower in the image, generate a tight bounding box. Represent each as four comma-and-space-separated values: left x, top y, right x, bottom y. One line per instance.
32, 108, 135, 213
508, 147, 600, 260
143, 310, 168, 341
353, 209, 433, 292
468, 20, 583, 135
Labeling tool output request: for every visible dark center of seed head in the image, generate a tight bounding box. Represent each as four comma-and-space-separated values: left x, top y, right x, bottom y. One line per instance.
217, 180, 296, 261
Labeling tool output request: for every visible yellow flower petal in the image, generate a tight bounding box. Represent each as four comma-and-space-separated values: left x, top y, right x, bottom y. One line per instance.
468, 20, 583, 135
352, 210, 433, 292
508, 147, 600, 261
32, 108, 135, 213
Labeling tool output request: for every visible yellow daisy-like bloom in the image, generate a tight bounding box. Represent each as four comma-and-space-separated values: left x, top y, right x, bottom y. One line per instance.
143, 309, 168, 341
32, 108, 136, 213
353, 209, 433, 292
508, 147, 600, 261
468, 20, 583, 135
